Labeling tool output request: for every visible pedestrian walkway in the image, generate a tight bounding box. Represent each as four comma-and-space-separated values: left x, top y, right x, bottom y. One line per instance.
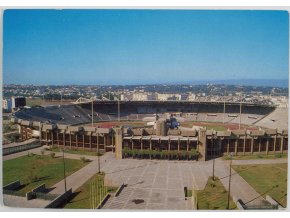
3, 147, 43, 161
3, 194, 50, 208
3, 138, 38, 148
214, 158, 266, 206
231, 158, 288, 166
49, 153, 114, 195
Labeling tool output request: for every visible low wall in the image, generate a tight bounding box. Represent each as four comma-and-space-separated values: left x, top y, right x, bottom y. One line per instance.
32, 184, 46, 193
114, 184, 125, 197
266, 195, 283, 209
26, 184, 47, 200
45, 189, 72, 208
3, 180, 21, 190
96, 193, 111, 209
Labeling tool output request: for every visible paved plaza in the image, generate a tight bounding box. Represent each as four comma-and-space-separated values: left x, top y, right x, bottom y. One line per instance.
3, 147, 288, 210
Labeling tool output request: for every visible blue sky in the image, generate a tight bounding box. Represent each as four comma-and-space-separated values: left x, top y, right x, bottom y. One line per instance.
3, 10, 289, 85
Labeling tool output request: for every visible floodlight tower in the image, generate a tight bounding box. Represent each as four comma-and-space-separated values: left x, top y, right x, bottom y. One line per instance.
91, 100, 94, 128
118, 90, 120, 122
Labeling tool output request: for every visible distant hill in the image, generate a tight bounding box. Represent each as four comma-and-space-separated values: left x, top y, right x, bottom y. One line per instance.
189, 79, 288, 88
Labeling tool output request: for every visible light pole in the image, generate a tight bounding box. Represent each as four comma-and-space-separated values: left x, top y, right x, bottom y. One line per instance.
91, 100, 94, 128
227, 152, 233, 209
62, 148, 67, 192
211, 136, 215, 180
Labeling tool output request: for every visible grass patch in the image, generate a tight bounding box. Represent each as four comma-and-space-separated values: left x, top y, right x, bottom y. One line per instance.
197, 177, 236, 210
3, 154, 88, 196
3, 122, 17, 133
26, 98, 43, 107
180, 122, 227, 131
232, 163, 287, 207
64, 173, 118, 209
50, 147, 103, 156
223, 153, 288, 160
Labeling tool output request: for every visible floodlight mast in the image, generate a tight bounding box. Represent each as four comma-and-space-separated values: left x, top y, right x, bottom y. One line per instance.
91, 100, 94, 128
239, 102, 242, 130
118, 90, 120, 122
62, 149, 67, 192
227, 152, 233, 209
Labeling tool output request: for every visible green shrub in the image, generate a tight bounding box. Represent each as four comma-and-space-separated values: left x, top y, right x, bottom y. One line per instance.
50, 152, 56, 158
80, 156, 90, 163
131, 149, 137, 158
179, 151, 187, 160
275, 154, 282, 158
143, 150, 150, 159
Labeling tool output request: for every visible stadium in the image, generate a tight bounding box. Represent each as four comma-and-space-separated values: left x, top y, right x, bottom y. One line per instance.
12, 100, 288, 161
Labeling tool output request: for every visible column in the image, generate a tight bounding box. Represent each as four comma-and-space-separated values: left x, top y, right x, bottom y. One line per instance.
266, 138, 269, 155
258, 138, 261, 153
140, 138, 143, 151
251, 138, 254, 154
69, 132, 72, 149
39, 126, 42, 145
89, 133, 92, 150
211, 137, 214, 157
243, 136, 246, 155
280, 136, 284, 154
63, 132, 66, 147
274, 135, 277, 153
234, 139, 238, 155
76, 134, 78, 148
57, 131, 60, 147
46, 130, 48, 146
50, 131, 53, 147
131, 139, 134, 150
104, 135, 106, 147
227, 139, 230, 154
168, 139, 171, 151
97, 133, 99, 152
115, 128, 123, 159
82, 135, 85, 150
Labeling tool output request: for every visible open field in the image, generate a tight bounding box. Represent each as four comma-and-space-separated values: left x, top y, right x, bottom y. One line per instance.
181, 121, 259, 131
64, 173, 117, 209
3, 154, 88, 196
223, 153, 288, 160
26, 98, 44, 107
86, 120, 148, 128
232, 163, 287, 207
197, 177, 236, 210
26, 98, 74, 107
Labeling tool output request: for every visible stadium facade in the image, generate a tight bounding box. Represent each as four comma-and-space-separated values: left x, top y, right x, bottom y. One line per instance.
12, 100, 288, 161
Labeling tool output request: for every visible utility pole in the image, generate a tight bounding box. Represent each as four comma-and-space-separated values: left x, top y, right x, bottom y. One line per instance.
62, 149, 67, 192
227, 152, 233, 209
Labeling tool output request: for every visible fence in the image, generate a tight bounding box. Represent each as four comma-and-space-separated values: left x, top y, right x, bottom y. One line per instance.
3, 143, 41, 155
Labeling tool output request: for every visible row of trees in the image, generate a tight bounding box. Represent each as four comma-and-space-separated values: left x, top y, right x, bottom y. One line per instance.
122, 147, 200, 160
